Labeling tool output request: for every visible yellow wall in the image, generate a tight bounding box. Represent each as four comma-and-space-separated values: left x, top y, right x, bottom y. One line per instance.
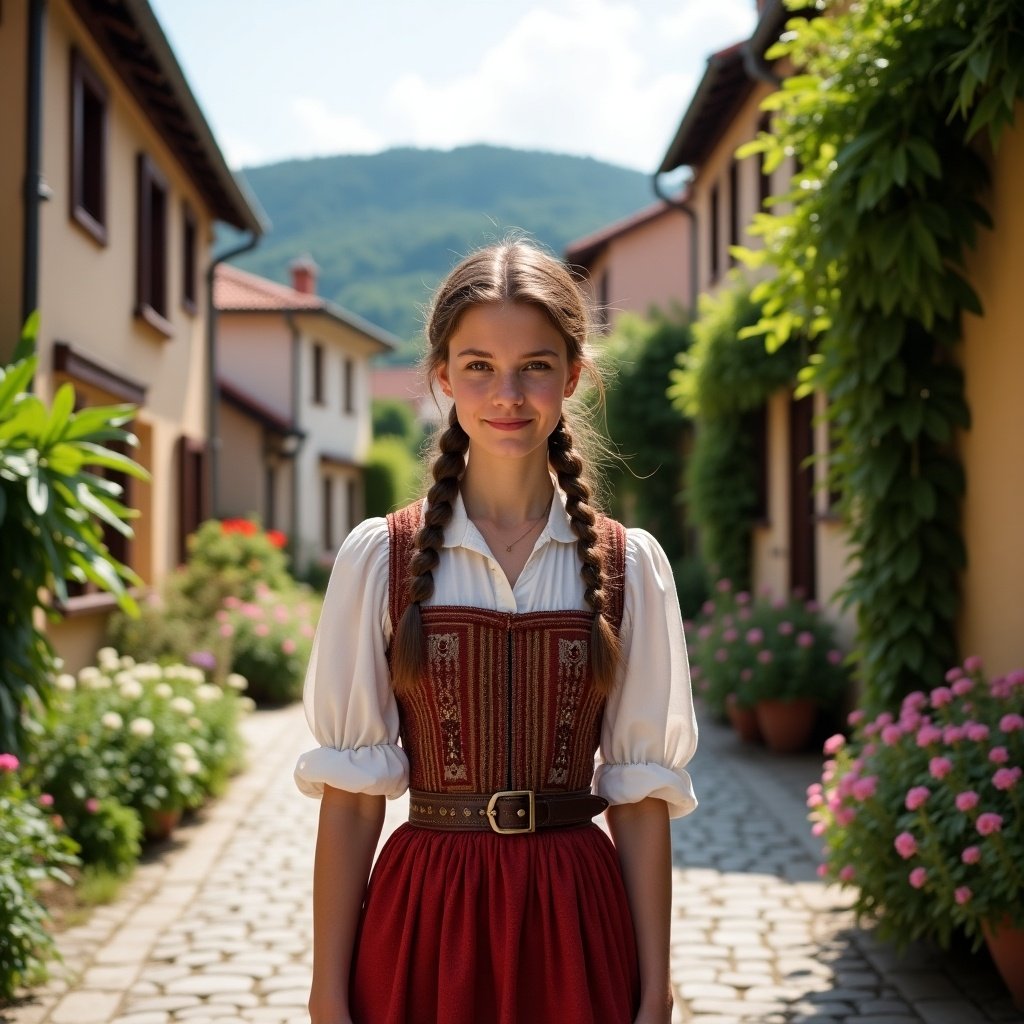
751, 390, 790, 598
0, 2, 28, 354
958, 112, 1024, 675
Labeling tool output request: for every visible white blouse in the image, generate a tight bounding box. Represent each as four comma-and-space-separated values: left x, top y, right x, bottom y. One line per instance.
294, 487, 698, 819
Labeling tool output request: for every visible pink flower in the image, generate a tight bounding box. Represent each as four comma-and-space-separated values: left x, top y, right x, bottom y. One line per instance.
944, 666, 964, 683
999, 713, 1024, 733
777, 621, 794, 636
806, 791, 824, 809
903, 691, 928, 712
746, 628, 764, 645
300, 624, 315, 639
823, 734, 846, 755
993, 767, 1022, 791
894, 832, 918, 859
827, 649, 844, 666
219, 623, 234, 638
905, 786, 931, 811
0, 753, 19, 772
965, 723, 990, 742
255, 623, 270, 637
928, 757, 953, 780
954, 886, 972, 905
961, 846, 981, 865
989, 746, 1009, 764
223, 595, 241, 609
722, 628, 739, 643
39, 793, 54, 807
847, 709, 866, 726
976, 813, 1003, 836
242, 603, 262, 619
736, 590, 751, 606
757, 650, 774, 665
716, 578, 733, 593
85, 797, 100, 814
811, 820, 827, 837
852, 776, 878, 801
909, 867, 928, 889
281, 638, 297, 655
740, 668, 753, 682
963, 655, 983, 673
701, 601, 715, 617
916, 724, 943, 747
839, 865, 856, 883
796, 631, 815, 649
697, 624, 713, 641
834, 806, 857, 826
952, 678, 974, 696
714, 648, 728, 663
955, 791, 979, 812
816, 863, 828, 878
882, 724, 904, 746
944, 725, 965, 744
930, 687, 953, 708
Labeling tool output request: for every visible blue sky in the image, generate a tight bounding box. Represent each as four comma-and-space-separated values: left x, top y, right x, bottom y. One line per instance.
149, 0, 757, 172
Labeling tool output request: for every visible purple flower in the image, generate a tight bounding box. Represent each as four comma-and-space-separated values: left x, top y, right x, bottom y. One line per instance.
909, 867, 928, 889
188, 650, 217, 670
905, 786, 930, 811
894, 832, 918, 859
993, 767, 1022, 791
955, 791, 979, 812
976, 813, 1003, 836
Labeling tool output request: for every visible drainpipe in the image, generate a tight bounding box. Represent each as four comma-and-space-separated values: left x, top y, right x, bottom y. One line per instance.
283, 311, 305, 571
21, 0, 49, 354
206, 232, 259, 517
652, 173, 698, 318
742, 40, 781, 87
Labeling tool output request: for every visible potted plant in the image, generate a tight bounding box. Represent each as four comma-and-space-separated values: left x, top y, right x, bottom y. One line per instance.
688, 581, 849, 751
810, 659, 1024, 1007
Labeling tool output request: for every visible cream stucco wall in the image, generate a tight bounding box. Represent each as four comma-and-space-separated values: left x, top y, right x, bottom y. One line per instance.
751, 390, 790, 598
217, 313, 293, 419
0, 2, 27, 354
588, 211, 692, 327
219, 402, 266, 520
957, 113, 1024, 676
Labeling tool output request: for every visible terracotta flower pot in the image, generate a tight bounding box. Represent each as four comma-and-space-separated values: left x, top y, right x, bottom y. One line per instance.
725, 694, 762, 744
143, 806, 183, 842
755, 697, 818, 753
983, 917, 1024, 1009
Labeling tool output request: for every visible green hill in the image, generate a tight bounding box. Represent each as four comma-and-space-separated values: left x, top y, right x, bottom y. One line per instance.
230, 145, 652, 362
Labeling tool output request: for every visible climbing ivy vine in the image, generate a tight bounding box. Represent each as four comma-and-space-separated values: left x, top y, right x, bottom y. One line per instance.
738, 0, 1024, 709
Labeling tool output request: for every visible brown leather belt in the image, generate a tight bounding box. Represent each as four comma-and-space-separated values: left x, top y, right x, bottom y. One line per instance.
408, 788, 608, 835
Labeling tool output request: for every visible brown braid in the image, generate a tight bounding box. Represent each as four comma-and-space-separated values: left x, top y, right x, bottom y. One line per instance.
548, 417, 622, 695
390, 407, 469, 695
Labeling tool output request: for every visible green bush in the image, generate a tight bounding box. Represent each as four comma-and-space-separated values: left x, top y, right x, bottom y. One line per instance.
71, 798, 142, 876
688, 580, 849, 717
0, 753, 79, 1001
0, 319, 147, 755
220, 586, 318, 705
364, 435, 422, 517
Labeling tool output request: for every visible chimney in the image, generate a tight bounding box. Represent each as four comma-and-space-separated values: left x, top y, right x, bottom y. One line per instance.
289, 254, 319, 295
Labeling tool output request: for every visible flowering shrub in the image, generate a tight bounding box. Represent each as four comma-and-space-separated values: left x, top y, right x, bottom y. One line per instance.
0, 753, 79, 1000
687, 580, 849, 717
810, 658, 1024, 948
24, 650, 249, 868
219, 585, 317, 704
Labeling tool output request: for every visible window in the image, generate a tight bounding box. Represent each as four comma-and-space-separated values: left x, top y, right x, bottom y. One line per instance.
312, 343, 325, 404
709, 182, 721, 282
182, 204, 197, 313
322, 476, 334, 552
758, 114, 773, 210
342, 358, 354, 413
70, 49, 108, 243
728, 161, 740, 267
136, 154, 171, 335
748, 405, 769, 522
347, 478, 358, 533
177, 436, 208, 563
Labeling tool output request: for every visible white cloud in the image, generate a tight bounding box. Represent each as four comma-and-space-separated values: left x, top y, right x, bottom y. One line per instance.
381, 0, 705, 171
289, 97, 385, 158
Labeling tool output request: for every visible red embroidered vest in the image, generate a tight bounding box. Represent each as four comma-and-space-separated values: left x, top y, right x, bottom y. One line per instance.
386, 501, 626, 795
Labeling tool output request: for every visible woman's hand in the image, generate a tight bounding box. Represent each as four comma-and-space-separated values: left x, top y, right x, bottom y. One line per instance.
308, 983, 353, 1024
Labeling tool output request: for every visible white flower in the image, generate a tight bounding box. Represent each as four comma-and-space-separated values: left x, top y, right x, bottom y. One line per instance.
172, 742, 195, 759
239, 697, 256, 713
129, 717, 154, 738
101, 711, 123, 730
135, 663, 162, 681
97, 647, 120, 671
181, 757, 202, 776
119, 655, 136, 669
155, 683, 173, 699
226, 673, 248, 691
119, 679, 143, 700
78, 666, 110, 689
195, 684, 221, 703
171, 696, 195, 715
185, 667, 205, 686
55, 674, 77, 692
188, 716, 202, 730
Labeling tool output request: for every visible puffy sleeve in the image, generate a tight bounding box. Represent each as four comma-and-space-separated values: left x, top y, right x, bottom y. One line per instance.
293, 517, 409, 800
594, 529, 698, 819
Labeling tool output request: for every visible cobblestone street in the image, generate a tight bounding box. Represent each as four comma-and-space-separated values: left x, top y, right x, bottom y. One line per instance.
3, 704, 1019, 1024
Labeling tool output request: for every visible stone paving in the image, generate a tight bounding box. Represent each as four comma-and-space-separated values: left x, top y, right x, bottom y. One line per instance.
3, 703, 1020, 1024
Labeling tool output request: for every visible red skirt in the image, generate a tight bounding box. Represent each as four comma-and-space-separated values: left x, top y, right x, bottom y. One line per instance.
350, 822, 640, 1024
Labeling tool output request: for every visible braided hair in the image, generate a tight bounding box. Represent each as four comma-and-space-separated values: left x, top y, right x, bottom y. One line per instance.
390, 239, 621, 696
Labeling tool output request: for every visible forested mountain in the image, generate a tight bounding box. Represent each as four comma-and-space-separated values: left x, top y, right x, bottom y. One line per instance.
230, 145, 652, 362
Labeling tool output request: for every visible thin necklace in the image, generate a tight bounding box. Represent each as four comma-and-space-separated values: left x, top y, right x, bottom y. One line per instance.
502, 500, 552, 552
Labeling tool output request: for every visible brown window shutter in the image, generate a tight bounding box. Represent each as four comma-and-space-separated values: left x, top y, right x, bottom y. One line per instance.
177, 436, 209, 563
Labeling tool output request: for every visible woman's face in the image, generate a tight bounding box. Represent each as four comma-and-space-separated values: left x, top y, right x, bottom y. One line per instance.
436, 302, 580, 466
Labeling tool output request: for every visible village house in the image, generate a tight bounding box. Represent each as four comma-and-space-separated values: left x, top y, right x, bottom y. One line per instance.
214, 258, 397, 575
0, 0, 265, 670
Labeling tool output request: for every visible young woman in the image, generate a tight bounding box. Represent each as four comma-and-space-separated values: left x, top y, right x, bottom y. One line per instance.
296, 239, 697, 1024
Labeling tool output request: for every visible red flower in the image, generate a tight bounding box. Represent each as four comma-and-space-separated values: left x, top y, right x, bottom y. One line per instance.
266, 529, 287, 548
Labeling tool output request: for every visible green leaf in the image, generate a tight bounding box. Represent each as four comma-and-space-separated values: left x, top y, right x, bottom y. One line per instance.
26, 466, 48, 515
905, 138, 942, 179
41, 383, 76, 449
12, 312, 39, 363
